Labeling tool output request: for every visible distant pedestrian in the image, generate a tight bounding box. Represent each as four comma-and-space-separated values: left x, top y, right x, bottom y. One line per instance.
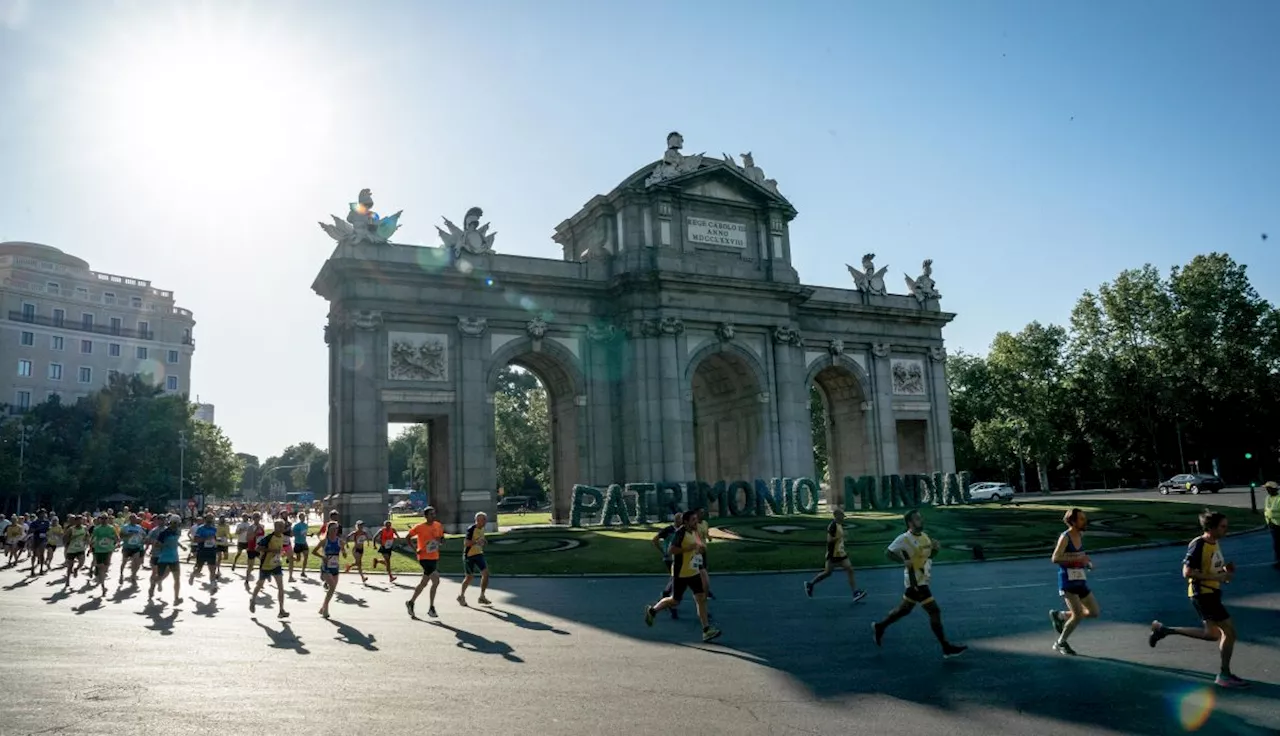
1264, 481, 1279, 569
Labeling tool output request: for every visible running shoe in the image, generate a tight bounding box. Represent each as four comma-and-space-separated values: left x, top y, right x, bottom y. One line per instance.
427, 606, 437, 618
702, 626, 722, 643
1215, 674, 1250, 689
942, 644, 968, 659
1053, 640, 1077, 656
1148, 622, 1167, 648
278, 610, 290, 619
644, 606, 656, 627
404, 600, 415, 618
872, 621, 884, 647
803, 581, 814, 598
457, 595, 468, 607
478, 596, 492, 605
1050, 609, 1064, 635
851, 589, 868, 604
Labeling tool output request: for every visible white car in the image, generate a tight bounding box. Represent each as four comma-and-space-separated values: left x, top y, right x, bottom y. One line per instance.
968, 483, 1015, 502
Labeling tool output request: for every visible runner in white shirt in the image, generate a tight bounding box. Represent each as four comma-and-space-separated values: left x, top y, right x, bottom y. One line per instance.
230, 517, 252, 572
872, 510, 967, 658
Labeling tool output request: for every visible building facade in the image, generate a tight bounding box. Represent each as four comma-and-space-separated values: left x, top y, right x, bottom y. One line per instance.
313, 133, 955, 530
0, 242, 196, 411
193, 403, 215, 423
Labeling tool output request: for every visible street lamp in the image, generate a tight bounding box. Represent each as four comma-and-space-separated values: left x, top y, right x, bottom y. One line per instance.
16, 424, 31, 514
178, 429, 188, 512
1016, 429, 1029, 495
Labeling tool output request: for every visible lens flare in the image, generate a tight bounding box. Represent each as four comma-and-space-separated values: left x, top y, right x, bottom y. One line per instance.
1169, 685, 1215, 732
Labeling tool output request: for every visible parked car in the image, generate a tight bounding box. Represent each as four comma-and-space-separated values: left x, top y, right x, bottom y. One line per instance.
968, 483, 1015, 502
1158, 474, 1225, 495
497, 495, 534, 512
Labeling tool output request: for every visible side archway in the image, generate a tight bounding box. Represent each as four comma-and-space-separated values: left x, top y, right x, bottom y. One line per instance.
486, 338, 586, 523
685, 342, 770, 483
804, 354, 875, 503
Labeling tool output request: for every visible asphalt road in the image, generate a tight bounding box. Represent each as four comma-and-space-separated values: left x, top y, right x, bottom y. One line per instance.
1, 531, 1277, 736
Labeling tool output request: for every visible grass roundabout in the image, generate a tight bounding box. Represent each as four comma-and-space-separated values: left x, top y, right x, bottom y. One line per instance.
295, 500, 1259, 577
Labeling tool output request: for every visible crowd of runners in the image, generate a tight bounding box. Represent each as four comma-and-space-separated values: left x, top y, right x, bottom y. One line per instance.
0, 494, 1266, 690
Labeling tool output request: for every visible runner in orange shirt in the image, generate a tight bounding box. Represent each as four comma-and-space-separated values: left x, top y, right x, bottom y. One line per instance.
405, 507, 445, 618
371, 520, 400, 583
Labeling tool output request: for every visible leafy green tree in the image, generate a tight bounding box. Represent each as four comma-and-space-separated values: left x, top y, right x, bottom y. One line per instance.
188, 419, 242, 499
388, 424, 429, 491
494, 366, 549, 502
809, 386, 828, 485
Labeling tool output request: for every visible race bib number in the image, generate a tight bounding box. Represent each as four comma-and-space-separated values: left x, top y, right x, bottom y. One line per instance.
326, 555, 340, 568
202, 539, 216, 548
382, 541, 393, 550
691, 553, 704, 570
47, 535, 62, 546
1067, 568, 1087, 581
426, 540, 439, 553
129, 534, 143, 546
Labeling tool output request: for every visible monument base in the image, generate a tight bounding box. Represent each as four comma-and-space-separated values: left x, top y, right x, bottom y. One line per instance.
336, 491, 389, 530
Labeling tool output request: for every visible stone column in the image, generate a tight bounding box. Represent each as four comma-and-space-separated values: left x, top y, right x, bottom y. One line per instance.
657, 317, 687, 482
336, 309, 388, 527
771, 326, 805, 479
454, 317, 493, 532
871, 342, 898, 477
586, 324, 619, 484
929, 347, 957, 473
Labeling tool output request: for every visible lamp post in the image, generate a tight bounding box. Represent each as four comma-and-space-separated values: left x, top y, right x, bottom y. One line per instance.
17, 424, 31, 514
1016, 429, 1028, 495
178, 429, 188, 512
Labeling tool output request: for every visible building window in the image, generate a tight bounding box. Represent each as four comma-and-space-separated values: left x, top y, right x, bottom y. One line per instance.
81, 339, 92, 354
136, 346, 148, 360
21, 302, 36, 320
167, 350, 179, 364
17, 359, 32, 377
78, 366, 92, 384
81, 313, 94, 329
182, 328, 191, 344
110, 317, 122, 335
166, 375, 179, 391
20, 331, 34, 346
52, 308, 65, 327
14, 390, 30, 410
130, 296, 142, 308
75, 287, 88, 300
50, 335, 63, 351
49, 363, 62, 380
104, 291, 116, 305
109, 343, 121, 357
46, 282, 60, 294
138, 320, 150, 338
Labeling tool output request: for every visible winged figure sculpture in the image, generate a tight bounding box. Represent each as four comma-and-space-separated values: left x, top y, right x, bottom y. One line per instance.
846, 253, 889, 296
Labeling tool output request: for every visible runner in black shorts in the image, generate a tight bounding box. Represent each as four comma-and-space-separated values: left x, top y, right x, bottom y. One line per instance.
803, 507, 868, 603
1149, 510, 1248, 689
872, 510, 966, 658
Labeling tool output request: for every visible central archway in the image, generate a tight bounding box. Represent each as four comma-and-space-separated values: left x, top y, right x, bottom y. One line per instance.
487, 339, 583, 524
809, 358, 874, 504
689, 348, 767, 483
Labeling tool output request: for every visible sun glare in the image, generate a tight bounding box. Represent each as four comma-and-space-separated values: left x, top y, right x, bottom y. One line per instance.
81, 11, 329, 196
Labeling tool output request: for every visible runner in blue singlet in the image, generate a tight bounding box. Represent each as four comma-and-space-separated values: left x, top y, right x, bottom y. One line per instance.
317, 522, 345, 618
1049, 508, 1100, 655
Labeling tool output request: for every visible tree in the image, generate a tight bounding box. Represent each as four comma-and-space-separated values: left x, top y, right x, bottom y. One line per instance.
236, 453, 260, 494
188, 420, 242, 499
258, 442, 329, 499
494, 366, 550, 501
809, 386, 828, 485
388, 424, 430, 491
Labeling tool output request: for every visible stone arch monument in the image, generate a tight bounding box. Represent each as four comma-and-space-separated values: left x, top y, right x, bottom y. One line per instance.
313, 135, 956, 531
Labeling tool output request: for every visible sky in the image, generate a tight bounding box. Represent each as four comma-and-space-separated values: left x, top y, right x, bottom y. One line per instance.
0, 0, 1276, 460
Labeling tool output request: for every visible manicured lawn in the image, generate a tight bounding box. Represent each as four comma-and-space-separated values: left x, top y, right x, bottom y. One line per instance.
281, 500, 1258, 577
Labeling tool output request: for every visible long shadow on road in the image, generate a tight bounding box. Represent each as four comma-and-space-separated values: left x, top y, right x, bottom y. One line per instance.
422, 619, 523, 663
493, 529, 1278, 736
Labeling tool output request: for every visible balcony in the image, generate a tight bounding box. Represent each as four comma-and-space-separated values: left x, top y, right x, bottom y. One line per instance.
10, 311, 153, 340
182, 334, 196, 347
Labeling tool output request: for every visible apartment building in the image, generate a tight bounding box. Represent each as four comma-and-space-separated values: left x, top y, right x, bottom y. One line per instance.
1, 241, 196, 412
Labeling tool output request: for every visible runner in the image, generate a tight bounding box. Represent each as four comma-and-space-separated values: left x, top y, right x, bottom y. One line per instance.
278, 512, 294, 578
289, 513, 310, 582
405, 507, 444, 618
651, 511, 683, 619
243, 513, 264, 591
1048, 508, 1099, 655
118, 514, 148, 587
184, 518, 199, 563
148, 516, 183, 605
230, 515, 252, 572
44, 515, 63, 575
145, 517, 166, 593
63, 515, 88, 586
644, 511, 722, 642
459, 512, 491, 606
803, 507, 868, 603
872, 510, 967, 659
89, 513, 119, 597
371, 520, 400, 583
248, 519, 290, 618
344, 521, 371, 582
215, 516, 232, 575
4, 514, 24, 566
1148, 509, 1248, 688
1264, 481, 1279, 569
188, 513, 220, 592
317, 521, 345, 617
26, 511, 50, 576
695, 508, 715, 600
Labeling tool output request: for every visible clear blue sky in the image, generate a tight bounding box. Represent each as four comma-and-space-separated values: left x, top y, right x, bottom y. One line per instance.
1, 0, 1276, 460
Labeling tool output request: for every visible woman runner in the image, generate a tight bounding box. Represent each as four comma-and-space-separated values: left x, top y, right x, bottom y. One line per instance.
317, 521, 345, 617
344, 521, 371, 582
371, 520, 400, 582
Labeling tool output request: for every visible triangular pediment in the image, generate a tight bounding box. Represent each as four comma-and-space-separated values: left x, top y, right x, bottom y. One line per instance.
658, 161, 794, 210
